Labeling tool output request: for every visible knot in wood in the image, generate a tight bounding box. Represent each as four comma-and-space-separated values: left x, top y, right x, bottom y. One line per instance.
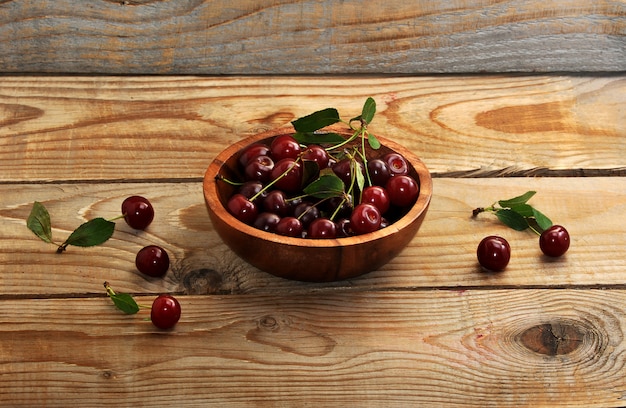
182, 268, 222, 295
520, 321, 585, 356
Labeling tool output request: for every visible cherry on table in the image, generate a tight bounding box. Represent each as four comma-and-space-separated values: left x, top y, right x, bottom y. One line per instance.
150, 294, 181, 330
121, 195, 154, 230
477, 235, 511, 272
136, 245, 170, 278
539, 225, 570, 257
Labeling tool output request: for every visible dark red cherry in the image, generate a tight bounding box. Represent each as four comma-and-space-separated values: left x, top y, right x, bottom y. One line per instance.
150, 294, 181, 330
226, 193, 258, 224
275, 216, 304, 237
121, 196, 154, 230
262, 190, 290, 216
307, 218, 337, 239
244, 155, 274, 183
383, 152, 409, 176
238, 143, 270, 167
271, 135, 301, 161
135, 245, 170, 278
361, 185, 390, 214
477, 236, 511, 272
237, 181, 265, 201
539, 225, 570, 257
293, 202, 320, 227
271, 158, 303, 193
332, 158, 362, 187
253, 212, 281, 232
385, 175, 419, 207
367, 158, 391, 186
350, 203, 382, 235
302, 144, 330, 169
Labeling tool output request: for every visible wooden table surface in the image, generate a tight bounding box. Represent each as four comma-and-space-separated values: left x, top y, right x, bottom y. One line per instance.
1, 74, 625, 407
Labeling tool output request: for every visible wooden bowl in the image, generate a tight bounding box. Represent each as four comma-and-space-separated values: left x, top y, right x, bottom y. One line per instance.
203, 125, 432, 282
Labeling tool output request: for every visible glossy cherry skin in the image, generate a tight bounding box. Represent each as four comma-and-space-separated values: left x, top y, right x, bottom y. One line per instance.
151, 294, 181, 329
361, 186, 390, 214
271, 158, 303, 193
385, 175, 419, 208
539, 225, 570, 257
383, 152, 409, 176
367, 159, 391, 186
136, 245, 170, 278
262, 190, 290, 216
244, 155, 274, 183
275, 216, 304, 237
477, 236, 511, 272
253, 212, 281, 232
226, 193, 258, 224
270, 134, 302, 161
293, 202, 320, 227
332, 159, 362, 188
307, 218, 337, 239
302, 145, 330, 169
350, 203, 382, 235
238, 143, 271, 167
121, 196, 154, 230
237, 181, 265, 201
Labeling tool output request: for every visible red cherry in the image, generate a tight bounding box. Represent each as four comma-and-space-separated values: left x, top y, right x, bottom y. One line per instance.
367, 158, 391, 186
477, 236, 511, 272
244, 155, 274, 183
238, 143, 270, 167
361, 185, 390, 214
136, 245, 170, 278
271, 135, 301, 161
307, 218, 337, 239
350, 203, 382, 235
275, 216, 304, 237
383, 152, 409, 176
539, 225, 570, 257
226, 193, 258, 224
151, 294, 181, 329
385, 175, 419, 207
121, 196, 154, 230
302, 145, 330, 169
253, 212, 281, 232
271, 158, 303, 193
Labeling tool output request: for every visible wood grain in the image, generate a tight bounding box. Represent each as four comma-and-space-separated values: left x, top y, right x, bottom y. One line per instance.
1, 0, 624, 74
0, 75, 624, 182
2, 177, 624, 296
1, 290, 624, 407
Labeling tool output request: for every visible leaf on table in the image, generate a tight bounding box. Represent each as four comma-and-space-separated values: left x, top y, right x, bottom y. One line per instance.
27, 201, 53, 244
63, 217, 115, 248
498, 191, 536, 208
495, 208, 529, 231
532, 207, 553, 231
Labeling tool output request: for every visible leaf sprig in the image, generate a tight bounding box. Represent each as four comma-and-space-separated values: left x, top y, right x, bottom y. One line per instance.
27, 201, 116, 253
104, 281, 140, 314
472, 191, 553, 234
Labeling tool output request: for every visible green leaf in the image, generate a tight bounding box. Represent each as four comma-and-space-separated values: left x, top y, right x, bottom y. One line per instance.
63, 217, 115, 248
498, 191, 536, 208
27, 201, 53, 244
367, 133, 381, 150
291, 108, 341, 132
303, 174, 345, 199
110, 292, 140, 314
531, 207, 553, 231
495, 209, 529, 231
361, 97, 376, 124
292, 131, 346, 145
509, 203, 534, 217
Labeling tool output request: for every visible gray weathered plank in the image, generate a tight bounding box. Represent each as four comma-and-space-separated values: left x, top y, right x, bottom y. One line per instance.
1, 0, 624, 74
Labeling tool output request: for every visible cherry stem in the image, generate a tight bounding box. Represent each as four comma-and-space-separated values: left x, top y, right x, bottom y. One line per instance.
249, 158, 301, 202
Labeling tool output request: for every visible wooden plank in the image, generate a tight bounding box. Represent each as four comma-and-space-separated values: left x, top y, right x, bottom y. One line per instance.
2, 177, 624, 296
0, 289, 624, 407
0, 1, 624, 74
0, 75, 624, 182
